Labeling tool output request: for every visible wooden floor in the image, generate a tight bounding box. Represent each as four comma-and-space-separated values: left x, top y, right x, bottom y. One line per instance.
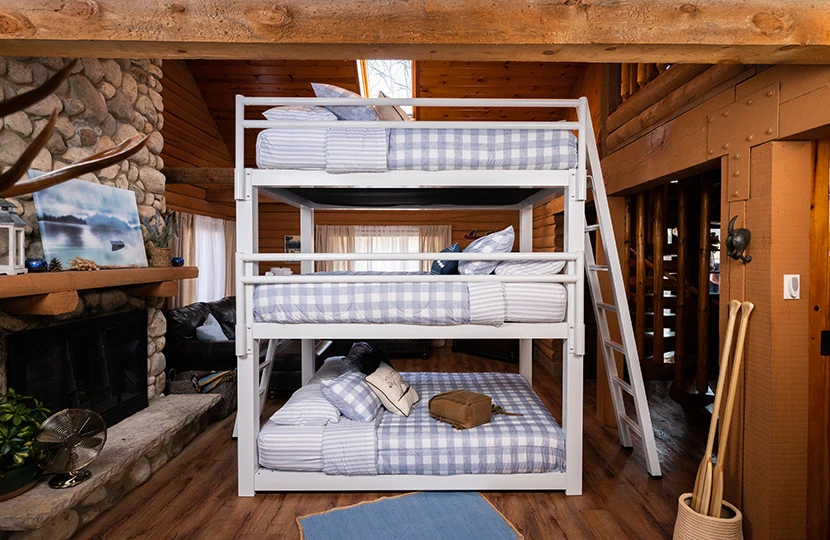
76, 347, 707, 540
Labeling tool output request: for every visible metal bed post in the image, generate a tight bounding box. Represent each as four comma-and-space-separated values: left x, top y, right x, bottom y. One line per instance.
563, 97, 588, 495
235, 95, 260, 497
300, 204, 316, 385
519, 203, 534, 384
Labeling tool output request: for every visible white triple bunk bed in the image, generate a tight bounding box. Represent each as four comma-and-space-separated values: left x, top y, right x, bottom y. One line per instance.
234, 95, 661, 497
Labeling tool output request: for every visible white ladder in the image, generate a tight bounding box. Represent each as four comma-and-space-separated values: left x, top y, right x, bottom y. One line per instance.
584, 119, 662, 477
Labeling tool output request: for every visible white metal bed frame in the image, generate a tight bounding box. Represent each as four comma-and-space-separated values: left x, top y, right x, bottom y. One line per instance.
235, 96, 591, 496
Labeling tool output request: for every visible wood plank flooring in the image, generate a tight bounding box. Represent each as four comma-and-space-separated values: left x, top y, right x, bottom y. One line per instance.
76, 347, 707, 540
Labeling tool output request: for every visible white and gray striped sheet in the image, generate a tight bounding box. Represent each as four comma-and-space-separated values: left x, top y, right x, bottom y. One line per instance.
504, 283, 567, 323
387, 128, 578, 171
466, 282, 505, 325
326, 128, 388, 173
494, 259, 567, 275
256, 128, 328, 170
257, 422, 325, 471
268, 383, 341, 426
377, 372, 566, 475
322, 418, 378, 475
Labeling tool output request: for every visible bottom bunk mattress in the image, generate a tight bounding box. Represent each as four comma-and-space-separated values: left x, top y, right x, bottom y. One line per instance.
258, 371, 566, 475
252, 276, 567, 325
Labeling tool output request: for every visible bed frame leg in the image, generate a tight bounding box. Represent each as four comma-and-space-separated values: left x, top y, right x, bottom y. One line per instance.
564, 344, 584, 496
519, 339, 532, 384
301, 339, 315, 385
237, 339, 260, 497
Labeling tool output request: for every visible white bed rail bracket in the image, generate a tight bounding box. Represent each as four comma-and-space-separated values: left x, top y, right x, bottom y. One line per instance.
235, 168, 253, 201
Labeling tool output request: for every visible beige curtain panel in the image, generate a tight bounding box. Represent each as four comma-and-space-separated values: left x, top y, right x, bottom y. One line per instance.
419, 225, 453, 271
315, 225, 355, 272
224, 219, 236, 297
170, 211, 197, 308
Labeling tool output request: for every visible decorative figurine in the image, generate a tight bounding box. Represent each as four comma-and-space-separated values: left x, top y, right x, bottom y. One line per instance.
0, 199, 27, 275
725, 215, 751, 263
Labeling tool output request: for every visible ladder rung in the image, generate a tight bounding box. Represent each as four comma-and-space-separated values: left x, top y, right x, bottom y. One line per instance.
588, 264, 609, 272
585, 224, 601, 232
620, 414, 643, 437
596, 302, 617, 313
610, 376, 634, 396
604, 339, 627, 355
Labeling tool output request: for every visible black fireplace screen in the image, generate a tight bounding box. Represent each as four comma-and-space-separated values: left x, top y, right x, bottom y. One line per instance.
7, 310, 148, 427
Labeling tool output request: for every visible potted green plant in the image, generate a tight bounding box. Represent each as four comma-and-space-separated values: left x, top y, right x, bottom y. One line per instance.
142, 212, 178, 267
0, 389, 50, 500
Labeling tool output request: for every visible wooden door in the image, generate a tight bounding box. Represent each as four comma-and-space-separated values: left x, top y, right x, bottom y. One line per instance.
808, 138, 830, 540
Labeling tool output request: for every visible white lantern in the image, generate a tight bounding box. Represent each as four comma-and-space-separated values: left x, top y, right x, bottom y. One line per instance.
0, 199, 27, 275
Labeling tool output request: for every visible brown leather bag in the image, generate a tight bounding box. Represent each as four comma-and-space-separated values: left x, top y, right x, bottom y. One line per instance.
429, 389, 522, 430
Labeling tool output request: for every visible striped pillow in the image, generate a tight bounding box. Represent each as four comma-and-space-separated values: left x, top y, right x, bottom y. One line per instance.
311, 83, 378, 121
261, 105, 337, 122
269, 383, 341, 426
494, 259, 566, 275
322, 371, 382, 422
459, 226, 515, 275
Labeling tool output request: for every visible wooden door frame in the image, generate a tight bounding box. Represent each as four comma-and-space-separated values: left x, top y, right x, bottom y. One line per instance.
808, 138, 830, 540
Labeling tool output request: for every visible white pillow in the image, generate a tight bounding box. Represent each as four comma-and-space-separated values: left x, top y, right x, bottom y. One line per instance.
375, 91, 411, 122
195, 313, 227, 342
494, 259, 567, 275
269, 383, 340, 426
364, 363, 419, 416
308, 357, 344, 385
262, 105, 337, 122
459, 226, 515, 275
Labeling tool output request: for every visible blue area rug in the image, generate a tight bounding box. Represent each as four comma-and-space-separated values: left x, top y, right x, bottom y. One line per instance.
298, 492, 523, 540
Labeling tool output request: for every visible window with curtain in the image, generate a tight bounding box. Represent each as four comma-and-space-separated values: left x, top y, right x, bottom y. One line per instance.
316, 224, 452, 273
354, 225, 420, 272
194, 215, 228, 302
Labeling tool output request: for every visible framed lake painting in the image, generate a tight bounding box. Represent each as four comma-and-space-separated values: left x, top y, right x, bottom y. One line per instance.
33, 175, 148, 268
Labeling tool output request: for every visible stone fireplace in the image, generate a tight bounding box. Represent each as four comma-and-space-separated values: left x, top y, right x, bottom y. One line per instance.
0, 56, 167, 401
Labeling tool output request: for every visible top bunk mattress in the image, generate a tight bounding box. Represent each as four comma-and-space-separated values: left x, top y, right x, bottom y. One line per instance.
256, 127, 578, 173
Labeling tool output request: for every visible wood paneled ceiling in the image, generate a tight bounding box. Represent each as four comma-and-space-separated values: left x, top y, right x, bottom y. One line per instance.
161, 60, 587, 184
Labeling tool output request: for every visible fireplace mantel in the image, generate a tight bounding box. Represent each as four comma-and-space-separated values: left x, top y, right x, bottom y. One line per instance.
0, 267, 198, 315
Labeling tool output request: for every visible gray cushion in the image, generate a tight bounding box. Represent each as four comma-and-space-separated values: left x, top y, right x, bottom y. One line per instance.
311, 82, 378, 121
195, 313, 228, 342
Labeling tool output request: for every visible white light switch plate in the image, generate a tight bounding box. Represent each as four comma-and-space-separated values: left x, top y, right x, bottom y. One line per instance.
784, 274, 800, 299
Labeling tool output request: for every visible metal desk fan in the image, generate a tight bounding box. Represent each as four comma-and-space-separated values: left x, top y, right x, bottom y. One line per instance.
34, 409, 107, 489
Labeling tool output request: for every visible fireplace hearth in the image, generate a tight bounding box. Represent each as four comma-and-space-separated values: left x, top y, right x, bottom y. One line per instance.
7, 310, 148, 427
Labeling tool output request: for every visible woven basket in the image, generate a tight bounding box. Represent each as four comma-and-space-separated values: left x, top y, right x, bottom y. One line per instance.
147, 247, 172, 267
166, 369, 238, 420
673, 493, 743, 540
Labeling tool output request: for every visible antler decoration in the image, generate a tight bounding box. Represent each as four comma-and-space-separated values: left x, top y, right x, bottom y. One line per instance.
0, 59, 150, 198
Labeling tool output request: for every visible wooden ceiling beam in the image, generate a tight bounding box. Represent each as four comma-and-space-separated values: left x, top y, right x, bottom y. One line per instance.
2, 2, 830, 63
162, 167, 234, 185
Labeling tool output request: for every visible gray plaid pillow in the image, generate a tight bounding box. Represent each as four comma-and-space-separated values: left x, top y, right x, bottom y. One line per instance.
311, 82, 378, 121
321, 371, 382, 422
459, 226, 515, 275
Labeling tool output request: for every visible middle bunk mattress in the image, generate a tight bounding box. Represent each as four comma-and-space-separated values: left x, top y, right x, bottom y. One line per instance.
252, 272, 567, 326
258, 359, 566, 476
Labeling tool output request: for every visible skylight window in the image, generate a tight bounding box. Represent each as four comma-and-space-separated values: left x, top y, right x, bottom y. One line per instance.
358, 59, 413, 114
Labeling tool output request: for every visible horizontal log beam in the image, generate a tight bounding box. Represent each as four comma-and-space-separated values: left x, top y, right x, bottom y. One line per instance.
0, 291, 79, 316
607, 64, 751, 153
124, 281, 180, 298
1, 2, 830, 63
607, 64, 711, 133
163, 167, 234, 185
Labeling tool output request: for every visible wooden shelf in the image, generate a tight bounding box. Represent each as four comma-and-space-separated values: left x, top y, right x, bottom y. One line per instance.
0, 267, 198, 315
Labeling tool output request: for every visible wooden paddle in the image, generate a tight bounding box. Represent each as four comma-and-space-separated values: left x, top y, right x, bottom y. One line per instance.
691, 299, 741, 514
708, 300, 754, 517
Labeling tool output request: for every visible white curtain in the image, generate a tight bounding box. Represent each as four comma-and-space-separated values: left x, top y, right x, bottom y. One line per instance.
194, 215, 227, 302
419, 225, 453, 271
354, 225, 420, 272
